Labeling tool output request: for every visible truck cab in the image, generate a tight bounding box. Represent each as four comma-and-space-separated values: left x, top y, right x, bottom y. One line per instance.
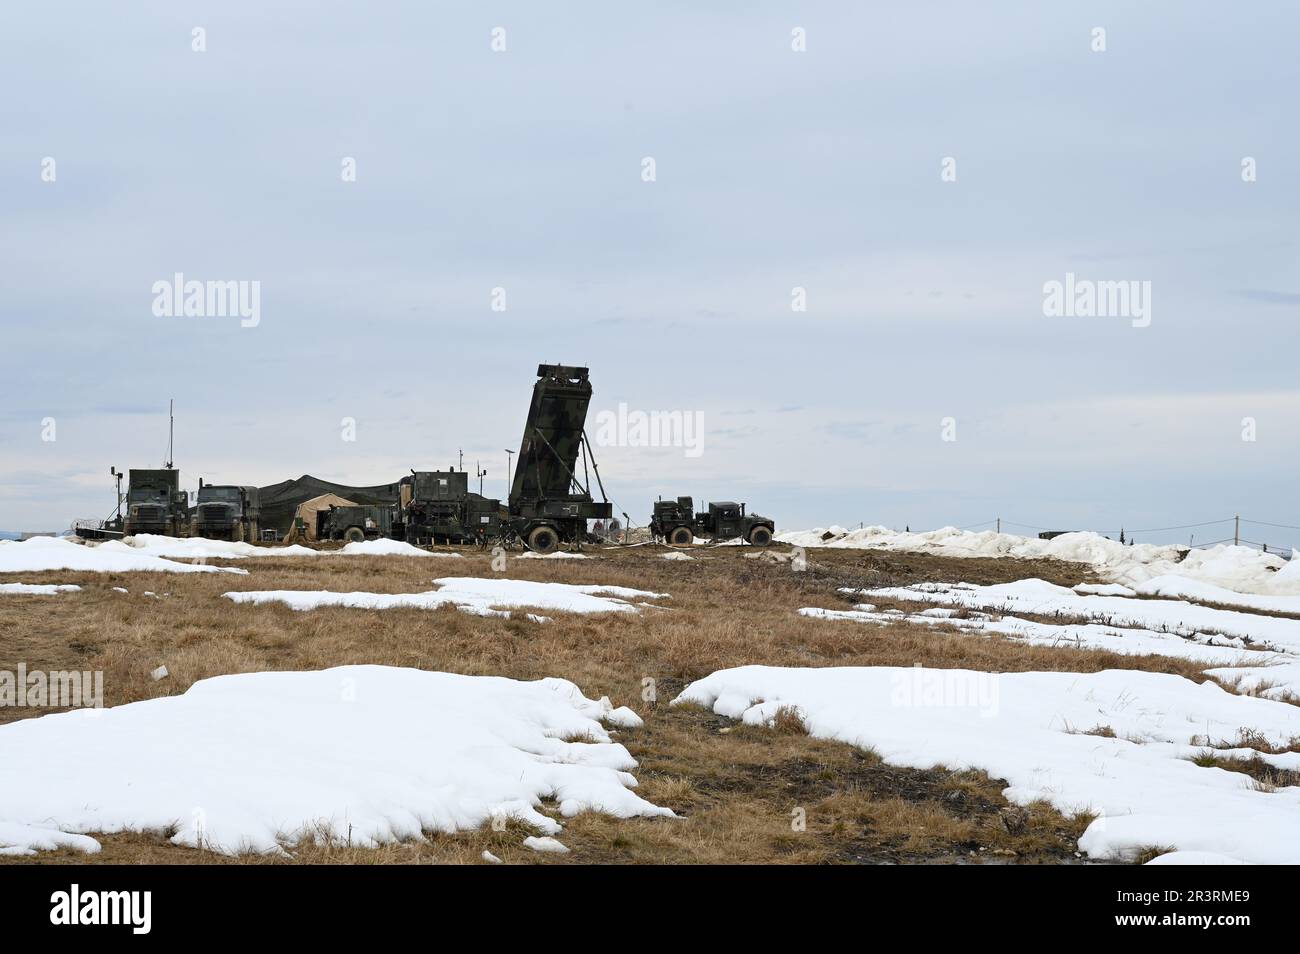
125, 468, 187, 537
193, 484, 260, 541
651, 496, 775, 546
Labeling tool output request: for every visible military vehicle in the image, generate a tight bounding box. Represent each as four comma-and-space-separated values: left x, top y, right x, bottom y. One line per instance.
650, 496, 775, 547
192, 482, 260, 541
507, 364, 612, 554
124, 468, 189, 537
319, 504, 397, 542
401, 469, 503, 546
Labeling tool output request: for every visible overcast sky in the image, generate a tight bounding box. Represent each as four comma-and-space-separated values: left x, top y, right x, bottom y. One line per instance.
2, 2, 1298, 548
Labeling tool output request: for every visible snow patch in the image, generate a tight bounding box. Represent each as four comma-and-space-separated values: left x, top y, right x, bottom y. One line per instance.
675, 665, 1300, 864
0, 536, 246, 575
0, 666, 672, 856
0, 583, 81, 595
224, 577, 669, 619
778, 526, 1297, 595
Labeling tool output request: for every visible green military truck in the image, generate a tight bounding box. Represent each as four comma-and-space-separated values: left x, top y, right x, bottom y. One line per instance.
650, 496, 775, 547
124, 468, 189, 537
192, 482, 260, 541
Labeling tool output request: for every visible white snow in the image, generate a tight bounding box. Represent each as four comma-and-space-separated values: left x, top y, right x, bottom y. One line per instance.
675, 665, 1300, 864
777, 526, 1298, 595
121, 534, 463, 560
522, 835, 570, 854
0, 583, 81, 595
800, 605, 1279, 668
859, 579, 1300, 652
224, 577, 669, 619
516, 551, 591, 560
118, 534, 318, 560
0, 665, 673, 856
1134, 575, 1300, 616
0, 536, 247, 575
661, 552, 694, 561
337, 539, 439, 557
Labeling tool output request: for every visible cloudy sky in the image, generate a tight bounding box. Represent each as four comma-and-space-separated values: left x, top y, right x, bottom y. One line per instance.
3, 2, 1298, 548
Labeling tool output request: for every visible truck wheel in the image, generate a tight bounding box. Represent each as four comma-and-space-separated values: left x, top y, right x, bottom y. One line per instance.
343, 526, 366, 544
527, 526, 559, 554
668, 526, 694, 547
747, 525, 773, 547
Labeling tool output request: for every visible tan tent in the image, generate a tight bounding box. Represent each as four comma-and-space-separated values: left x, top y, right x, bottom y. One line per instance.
283, 493, 357, 543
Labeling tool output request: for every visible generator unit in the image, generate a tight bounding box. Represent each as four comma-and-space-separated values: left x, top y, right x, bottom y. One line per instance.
401, 470, 502, 546
319, 504, 397, 542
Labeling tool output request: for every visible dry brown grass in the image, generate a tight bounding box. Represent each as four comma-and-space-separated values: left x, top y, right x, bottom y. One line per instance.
0, 544, 1218, 864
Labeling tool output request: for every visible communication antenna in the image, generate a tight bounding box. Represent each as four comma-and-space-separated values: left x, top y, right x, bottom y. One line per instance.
164, 399, 175, 469
110, 467, 124, 521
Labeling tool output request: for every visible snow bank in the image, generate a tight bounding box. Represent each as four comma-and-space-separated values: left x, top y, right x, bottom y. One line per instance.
0, 583, 81, 595
118, 534, 318, 560
1134, 575, 1300, 616
861, 579, 1300, 653
0, 536, 247, 575
224, 577, 669, 618
800, 605, 1276, 668
0, 665, 672, 856
122, 535, 462, 560
778, 526, 1296, 595
338, 539, 437, 557
675, 665, 1300, 864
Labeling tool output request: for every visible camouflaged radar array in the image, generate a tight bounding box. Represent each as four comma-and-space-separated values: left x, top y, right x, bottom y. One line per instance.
507, 364, 612, 553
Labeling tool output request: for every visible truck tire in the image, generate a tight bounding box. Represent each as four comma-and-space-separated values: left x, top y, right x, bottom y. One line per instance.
747, 525, 773, 547
527, 525, 559, 555
343, 526, 366, 544
668, 526, 693, 547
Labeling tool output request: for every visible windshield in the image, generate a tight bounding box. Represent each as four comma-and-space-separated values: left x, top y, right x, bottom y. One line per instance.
200, 487, 241, 502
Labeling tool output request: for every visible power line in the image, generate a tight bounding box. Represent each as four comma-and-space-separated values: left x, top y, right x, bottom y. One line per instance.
1241, 517, 1300, 532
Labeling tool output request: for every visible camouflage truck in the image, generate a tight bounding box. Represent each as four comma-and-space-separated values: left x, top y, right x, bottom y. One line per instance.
319, 504, 397, 543
124, 468, 189, 537
650, 496, 775, 547
401, 470, 502, 547
507, 364, 612, 554
192, 483, 260, 541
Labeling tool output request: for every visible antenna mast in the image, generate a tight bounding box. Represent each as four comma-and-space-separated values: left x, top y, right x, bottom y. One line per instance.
165, 399, 174, 469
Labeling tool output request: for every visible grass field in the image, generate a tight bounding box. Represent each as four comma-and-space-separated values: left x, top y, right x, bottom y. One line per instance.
0, 543, 1229, 864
